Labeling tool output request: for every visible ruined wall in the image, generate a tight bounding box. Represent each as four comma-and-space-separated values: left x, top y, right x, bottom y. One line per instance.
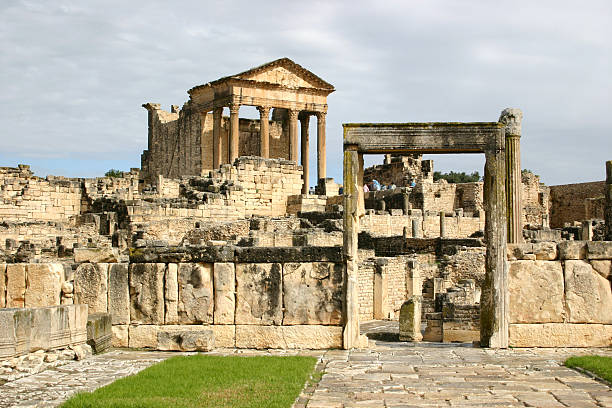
549, 181, 606, 228
508, 241, 612, 347
363, 155, 432, 187
0, 246, 344, 350
521, 172, 550, 228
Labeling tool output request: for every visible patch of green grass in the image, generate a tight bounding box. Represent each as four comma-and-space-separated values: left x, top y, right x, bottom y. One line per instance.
62, 355, 317, 408
565, 355, 612, 383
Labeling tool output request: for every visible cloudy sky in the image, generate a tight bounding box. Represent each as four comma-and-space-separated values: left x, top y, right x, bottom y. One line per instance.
1, 0, 610, 186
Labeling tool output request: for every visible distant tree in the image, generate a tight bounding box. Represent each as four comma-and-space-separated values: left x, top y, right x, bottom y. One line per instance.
104, 169, 123, 178
521, 169, 536, 177
433, 171, 481, 183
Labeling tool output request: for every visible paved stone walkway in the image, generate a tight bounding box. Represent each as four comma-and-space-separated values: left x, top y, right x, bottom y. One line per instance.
306, 340, 612, 407
0, 335, 610, 407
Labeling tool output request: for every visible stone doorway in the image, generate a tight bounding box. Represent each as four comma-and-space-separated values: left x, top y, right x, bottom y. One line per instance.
342, 122, 510, 349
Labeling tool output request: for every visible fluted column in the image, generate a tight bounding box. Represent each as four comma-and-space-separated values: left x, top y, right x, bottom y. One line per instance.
212, 107, 223, 168
257, 106, 270, 158
316, 111, 327, 181
500, 108, 523, 244
300, 113, 310, 194
606, 161, 612, 240
229, 103, 240, 164
288, 109, 299, 161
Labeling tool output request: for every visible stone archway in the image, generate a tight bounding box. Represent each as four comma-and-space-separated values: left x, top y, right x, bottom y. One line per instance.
342, 121, 510, 348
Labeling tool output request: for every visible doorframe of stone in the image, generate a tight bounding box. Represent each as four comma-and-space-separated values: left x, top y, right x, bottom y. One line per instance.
342, 122, 508, 349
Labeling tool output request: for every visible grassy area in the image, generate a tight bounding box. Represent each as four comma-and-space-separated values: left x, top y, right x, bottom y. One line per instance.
62, 355, 317, 408
565, 355, 612, 383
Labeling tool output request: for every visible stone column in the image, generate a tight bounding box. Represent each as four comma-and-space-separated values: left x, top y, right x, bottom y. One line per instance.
229, 103, 240, 164
288, 109, 299, 162
606, 161, 612, 240
399, 296, 423, 342
500, 108, 523, 244
300, 113, 310, 194
212, 107, 223, 169
257, 106, 270, 158
316, 112, 327, 181
481, 145, 508, 349
439, 211, 446, 238
412, 218, 422, 238
343, 146, 361, 349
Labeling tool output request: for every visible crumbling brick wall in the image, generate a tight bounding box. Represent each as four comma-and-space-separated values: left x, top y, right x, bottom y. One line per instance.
549, 181, 606, 228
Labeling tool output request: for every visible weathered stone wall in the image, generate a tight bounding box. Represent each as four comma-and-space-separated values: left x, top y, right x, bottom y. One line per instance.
363, 155, 432, 187
508, 241, 612, 347
549, 181, 606, 228
521, 172, 549, 228
360, 211, 484, 238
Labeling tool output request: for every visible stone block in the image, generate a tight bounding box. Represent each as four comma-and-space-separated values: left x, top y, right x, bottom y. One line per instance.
0, 308, 18, 359
111, 325, 128, 348
235, 325, 342, 349
25, 263, 63, 307
235, 263, 282, 325
128, 325, 159, 349
157, 327, 214, 351
213, 263, 235, 325
399, 296, 422, 341
509, 323, 612, 347
164, 263, 178, 324
558, 241, 587, 260
6, 264, 26, 308
532, 242, 558, 260
108, 263, 129, 325
0, 263, 6, 308
509, 261, 565, 323
283, 262, 343, 325
129, 263, 165, 325
586, 241, 612, 260
565, 260, 612, 323
591, 260, 611, 279
442, 328, 480, 343
86, 313, 112, 354
178, 263, 213, 324
74, 263, 108, 314
211, 325, 236, 348
74, 247, 118, 263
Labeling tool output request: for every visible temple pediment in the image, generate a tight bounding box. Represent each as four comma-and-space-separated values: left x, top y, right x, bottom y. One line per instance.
234, 59, 333, 91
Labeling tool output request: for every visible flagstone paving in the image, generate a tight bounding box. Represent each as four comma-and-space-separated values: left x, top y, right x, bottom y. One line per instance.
0, 333, 611, 408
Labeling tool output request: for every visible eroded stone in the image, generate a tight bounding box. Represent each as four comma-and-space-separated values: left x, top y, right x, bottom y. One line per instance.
235, 263, 282, 325
164, 263, 178, 324
25, 263, 64, 307
177, 263, 213, 324
74, 263, 108, 314
509, 323, 612, 347
509, 261, 564, 323
108, 263, 129, 325
213, 262, 235, 325
129, 263, 165, 325
565, 260, 612, 324
6, 264, 26, 308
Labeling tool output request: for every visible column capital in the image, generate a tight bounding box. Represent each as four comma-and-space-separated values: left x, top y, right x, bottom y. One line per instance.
288, 109, 299, 120
229, 103, 240, 114
499, 108, 522, 137
213, 106, 223, 116
256, 105, 271, 115
315, 111, 327, 123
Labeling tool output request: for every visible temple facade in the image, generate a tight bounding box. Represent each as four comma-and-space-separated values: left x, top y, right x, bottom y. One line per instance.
141, 58, 334, 193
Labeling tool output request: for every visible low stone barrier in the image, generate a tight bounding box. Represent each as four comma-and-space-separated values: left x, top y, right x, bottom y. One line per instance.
0, 304, 88, 359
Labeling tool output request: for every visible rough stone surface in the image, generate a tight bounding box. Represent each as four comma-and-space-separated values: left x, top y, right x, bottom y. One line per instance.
107, 263, 129, 325
6, 264, 26, 308
591, 260, 612, 279
0, 263, 5, 308
213, 262, 235, 325
128, 325, 159, 349
157, 327, 214, 351
235, 263, 282, 325
86, 313, 112, 354
282, 262, 343, 325
558, 241, 587, 260
586, 241, 612, 259
24, 264, 64, 308
399, 296, 422, 341
510, 323, 612, 347
74, 263, 109, 314
211, 325, 235, 348
129, 263, 165, 325
177, 263, 214, 324
111, 325, 128, 348
509, 260, 565, 323
235, 325, 342, 349
164, 263, 179, 324
565, 260, 612, 323
74, 247, 118, 263
532, 241, 558, 260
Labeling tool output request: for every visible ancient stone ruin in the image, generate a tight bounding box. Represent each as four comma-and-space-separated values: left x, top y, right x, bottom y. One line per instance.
1, 59, 611, 373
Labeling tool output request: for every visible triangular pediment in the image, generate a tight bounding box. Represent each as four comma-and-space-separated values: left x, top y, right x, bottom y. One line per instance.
232, 58, 334, 90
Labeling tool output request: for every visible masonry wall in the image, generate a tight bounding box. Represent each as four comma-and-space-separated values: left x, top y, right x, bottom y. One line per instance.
508, 241, 612, 347
549, 181, 606, 228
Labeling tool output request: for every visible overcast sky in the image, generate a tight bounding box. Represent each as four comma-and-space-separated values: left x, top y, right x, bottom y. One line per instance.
1, 0, 610, 186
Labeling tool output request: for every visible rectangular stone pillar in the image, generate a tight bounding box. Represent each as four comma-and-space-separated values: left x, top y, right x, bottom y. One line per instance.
212, 107, 223, 168
317, 112, 327, 180
606, 161, 612, 241
373, 261, 388, 320
343, 146, 360, 349
257, 106, 270, 159
289, 109, 299, 162
300, 114, 310, 194
480, 148, 509, 348
399, 296, 422, 342
229, 104, 240, 164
